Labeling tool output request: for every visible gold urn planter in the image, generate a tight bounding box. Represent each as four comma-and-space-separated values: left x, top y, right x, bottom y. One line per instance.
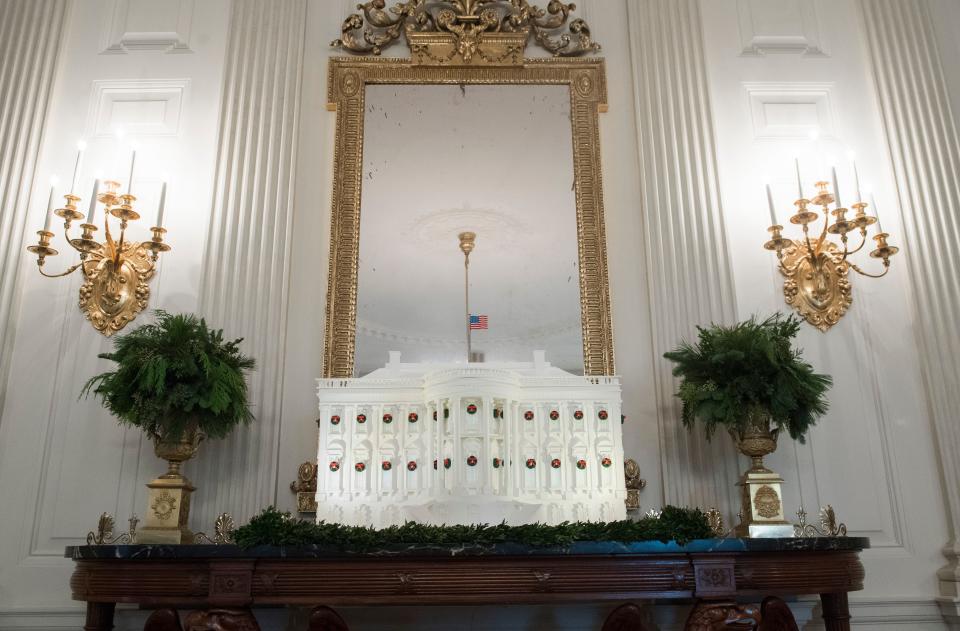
731, 412, 794, 538
137, 425, 204, 544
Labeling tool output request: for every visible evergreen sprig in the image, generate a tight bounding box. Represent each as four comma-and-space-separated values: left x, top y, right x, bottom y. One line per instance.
232, 506, 713, 550
663, 313, 832, 442
82, 311, 255, 440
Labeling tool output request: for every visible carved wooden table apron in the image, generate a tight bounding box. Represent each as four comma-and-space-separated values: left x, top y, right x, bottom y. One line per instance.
67, 538, 867, 631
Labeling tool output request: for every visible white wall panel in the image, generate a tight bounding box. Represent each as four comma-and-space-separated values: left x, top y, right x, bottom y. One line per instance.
0, 0, 230, 613
101, 0, 194, 54
737, 0, 827, 57
700, 0, 950, 604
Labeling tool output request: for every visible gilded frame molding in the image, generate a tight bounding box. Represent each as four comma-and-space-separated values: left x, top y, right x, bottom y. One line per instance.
323, 56, 614, 377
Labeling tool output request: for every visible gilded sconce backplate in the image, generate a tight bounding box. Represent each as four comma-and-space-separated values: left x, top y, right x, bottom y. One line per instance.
79, 242, 155, 336
779, 240, 852, 332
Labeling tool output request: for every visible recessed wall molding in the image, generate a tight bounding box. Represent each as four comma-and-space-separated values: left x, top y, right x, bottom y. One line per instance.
86, 79, 188, 137
0, 0, 67, 419
744, 82, 836, 140
737, 0, 827, 57
102, 0, 195, 54
627, 0, 741, 520
860, 0, 960, 609
192, 0, 307, 526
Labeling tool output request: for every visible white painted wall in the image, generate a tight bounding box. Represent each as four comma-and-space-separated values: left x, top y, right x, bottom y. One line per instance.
0, 0, 957, 629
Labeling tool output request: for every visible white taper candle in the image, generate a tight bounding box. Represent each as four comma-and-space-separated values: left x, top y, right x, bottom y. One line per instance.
69, 143, 85, 195
870, 194, 884, 233
87, 179, 100, 225
794, 158, 804, 199
42, 184, 56, 232
766, 184, 777, 226
831, 166, 842, 208
156, 181, 167, 228
853, 161, 862, 202
126, 150, 136, 195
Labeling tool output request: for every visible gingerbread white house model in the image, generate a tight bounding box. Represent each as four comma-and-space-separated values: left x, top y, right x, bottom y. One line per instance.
315, 352, 626, 527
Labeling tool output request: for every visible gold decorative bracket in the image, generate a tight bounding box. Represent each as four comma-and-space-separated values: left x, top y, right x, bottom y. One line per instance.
333, 0, 600, 66
623, 458, 646, 512
794, 505, 848, 537
291, 460, 318, 514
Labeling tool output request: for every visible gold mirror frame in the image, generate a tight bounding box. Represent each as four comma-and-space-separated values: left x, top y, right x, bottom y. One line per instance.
323, 57, 614, 377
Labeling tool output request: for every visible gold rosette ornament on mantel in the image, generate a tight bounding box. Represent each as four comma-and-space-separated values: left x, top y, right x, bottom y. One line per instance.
664, 314, 832, 538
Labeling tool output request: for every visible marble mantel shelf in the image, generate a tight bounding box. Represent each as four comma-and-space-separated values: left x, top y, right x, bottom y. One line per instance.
65, 536, 869, 559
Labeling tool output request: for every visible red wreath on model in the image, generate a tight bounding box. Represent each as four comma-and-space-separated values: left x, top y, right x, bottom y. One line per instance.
525, 458, 537, 469
467, 455, 478, 466
407, 460, 417, 471
549, 410, 559, 420
576, 459, 587, 470
524, 410, 534, 421
601, 457, 612, 468
551, 458, 561, 469
354, 462, 366, 472
330, 415, 341, 425
408, 412, 419, 423
492, 458, 502, 468
357, 413, 367, 424
598, 410, 609, 420
573, 410, 584, 420
443, 457, 452, 469
381, 460, 392, 471
466, 403, 478, 414
383, 413, 393, 424
329, 461, 340, 472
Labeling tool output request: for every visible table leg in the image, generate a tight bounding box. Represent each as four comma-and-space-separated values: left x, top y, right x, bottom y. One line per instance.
601, 603, 652, 631
307, 606, 350, 631
820, 592, 851, 631
83, 602, 115, 631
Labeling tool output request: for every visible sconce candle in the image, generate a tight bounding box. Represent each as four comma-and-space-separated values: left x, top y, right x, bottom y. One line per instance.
766, 183, 777, 226
831, 166, 841, 208
87, 179, 100, 225
126, 149, 136, 195
69, 141, 86, 195
870, 194, 884, 233
853, 161, 863, 202
794, 158, 804, 199
156, 182, 166, 228
42, 182, 56, 232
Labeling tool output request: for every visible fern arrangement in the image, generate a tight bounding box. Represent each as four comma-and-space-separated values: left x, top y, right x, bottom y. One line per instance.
663, 313, 832, 442
82, 311, 256, 440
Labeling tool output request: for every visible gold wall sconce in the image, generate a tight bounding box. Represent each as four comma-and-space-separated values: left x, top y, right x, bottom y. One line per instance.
763, 160, 898, 331
26, 145, 171, 335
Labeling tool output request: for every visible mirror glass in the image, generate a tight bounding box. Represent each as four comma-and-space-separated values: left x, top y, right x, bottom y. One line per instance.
355, 84, 583, 376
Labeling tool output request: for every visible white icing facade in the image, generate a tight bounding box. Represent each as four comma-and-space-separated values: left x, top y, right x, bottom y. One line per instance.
315, 354, 626, 526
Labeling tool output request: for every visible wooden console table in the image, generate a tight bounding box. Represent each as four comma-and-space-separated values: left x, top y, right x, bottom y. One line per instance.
67, 537, 867, 631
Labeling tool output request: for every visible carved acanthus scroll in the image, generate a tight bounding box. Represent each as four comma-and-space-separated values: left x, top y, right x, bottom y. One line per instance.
333, 0, 600, 65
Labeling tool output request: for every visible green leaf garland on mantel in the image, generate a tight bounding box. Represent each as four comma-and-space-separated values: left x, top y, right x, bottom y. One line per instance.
233, 506, 713, 550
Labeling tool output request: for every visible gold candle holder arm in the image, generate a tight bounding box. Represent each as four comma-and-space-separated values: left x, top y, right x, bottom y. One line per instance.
26, 230, 84, 278
142, 227, 172, 262
849, 233, 898, 278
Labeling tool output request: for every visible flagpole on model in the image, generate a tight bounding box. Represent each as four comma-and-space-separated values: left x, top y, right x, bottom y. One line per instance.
459, 232, 476, 362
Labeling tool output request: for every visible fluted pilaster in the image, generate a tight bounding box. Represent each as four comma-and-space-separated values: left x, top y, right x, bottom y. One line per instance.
860, 0, 960, 609
0, 0, 66, 420
194, 0, 307, 524
626, 0, 741, 515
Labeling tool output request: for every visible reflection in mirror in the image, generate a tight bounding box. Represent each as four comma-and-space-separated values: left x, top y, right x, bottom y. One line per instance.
355, 84, 583, 376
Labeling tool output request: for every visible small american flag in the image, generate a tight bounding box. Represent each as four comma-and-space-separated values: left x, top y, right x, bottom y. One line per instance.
469, 314, 488, 330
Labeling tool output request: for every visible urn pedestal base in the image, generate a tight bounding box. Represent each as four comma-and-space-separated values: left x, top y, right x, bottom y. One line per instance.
137, 474, 196, 545
734, 468, 793, 538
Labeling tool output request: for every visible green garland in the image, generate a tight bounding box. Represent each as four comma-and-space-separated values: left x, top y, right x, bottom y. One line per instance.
233, 506, 713, 550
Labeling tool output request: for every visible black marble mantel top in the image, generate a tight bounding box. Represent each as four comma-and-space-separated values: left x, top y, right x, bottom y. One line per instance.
66, 537, 869, 560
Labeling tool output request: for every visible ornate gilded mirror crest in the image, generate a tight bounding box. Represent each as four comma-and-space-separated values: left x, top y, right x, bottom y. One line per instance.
333, 0, 600, 65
